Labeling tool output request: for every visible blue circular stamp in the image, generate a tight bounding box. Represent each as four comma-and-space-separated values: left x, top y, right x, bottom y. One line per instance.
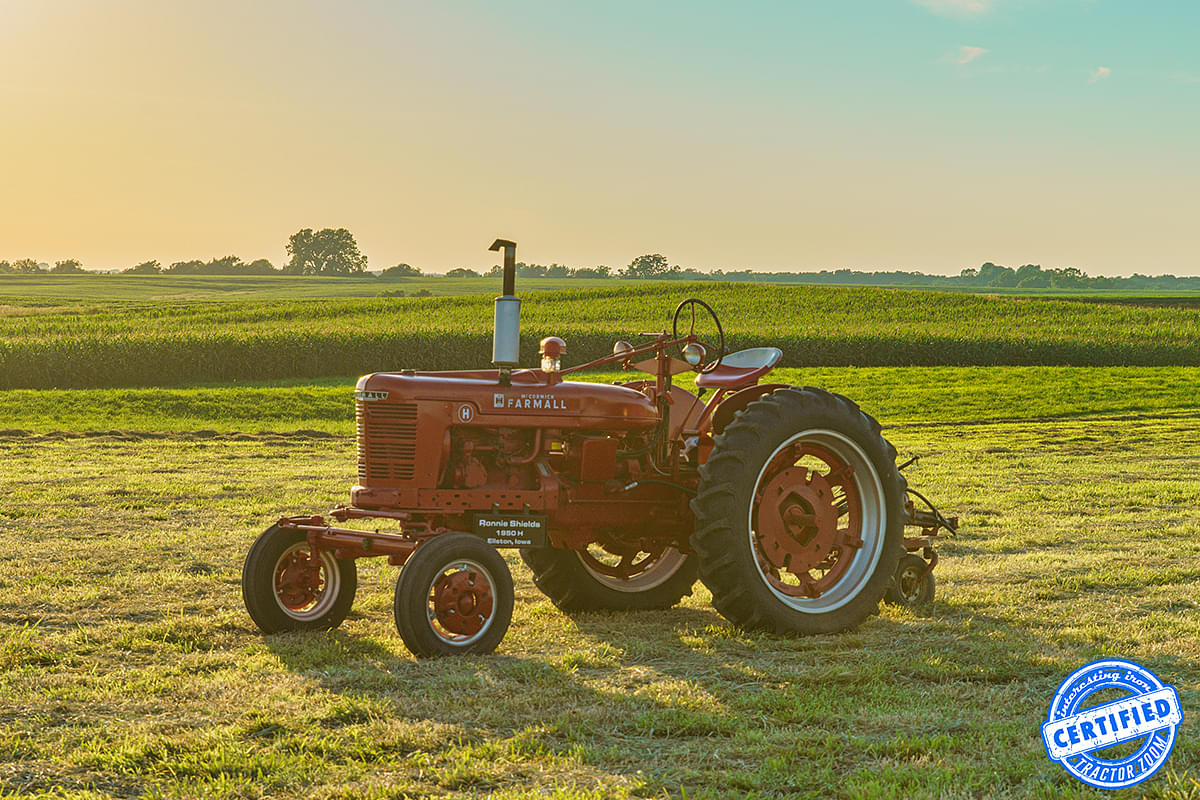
1042, 658, 1182, 789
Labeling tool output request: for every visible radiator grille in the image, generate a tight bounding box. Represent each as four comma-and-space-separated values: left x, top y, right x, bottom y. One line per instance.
356, 401, 418, 482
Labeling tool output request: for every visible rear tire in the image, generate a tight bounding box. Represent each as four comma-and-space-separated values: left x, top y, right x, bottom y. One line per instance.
691, 387, 905, 635
394, 533, 514, 658
521, 545, 697, 612
242, 524, 357, 633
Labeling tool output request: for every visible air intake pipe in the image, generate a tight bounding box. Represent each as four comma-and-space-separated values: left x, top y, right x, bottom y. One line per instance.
489, 238, 519, 383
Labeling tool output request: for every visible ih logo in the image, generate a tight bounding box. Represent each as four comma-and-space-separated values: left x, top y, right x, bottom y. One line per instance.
493, 393, 505, 409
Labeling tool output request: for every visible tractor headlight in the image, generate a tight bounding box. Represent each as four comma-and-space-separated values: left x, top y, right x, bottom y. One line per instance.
613, 340, 633, 356
539, 336, 566, 373
682, 342, 706, 366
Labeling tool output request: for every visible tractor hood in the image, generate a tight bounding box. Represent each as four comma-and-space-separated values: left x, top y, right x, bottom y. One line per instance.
356, 370, 658, 430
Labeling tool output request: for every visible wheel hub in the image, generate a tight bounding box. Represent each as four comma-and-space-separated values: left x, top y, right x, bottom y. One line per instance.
275, 551, 324, 610
756, 466, 840, 574
897, 563, 924, 602
751, 442, 866, 600
432, 569, 493, 636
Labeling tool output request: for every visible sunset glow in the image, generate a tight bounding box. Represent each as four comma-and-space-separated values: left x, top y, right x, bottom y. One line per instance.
2, 0, 1196, 274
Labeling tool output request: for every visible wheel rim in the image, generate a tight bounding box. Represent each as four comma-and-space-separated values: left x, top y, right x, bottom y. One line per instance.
896, 562, 924, 603
425, 559, 497, 646
576, 546, 688, 592
273, 542, 341, 621
747, 429, 886, 613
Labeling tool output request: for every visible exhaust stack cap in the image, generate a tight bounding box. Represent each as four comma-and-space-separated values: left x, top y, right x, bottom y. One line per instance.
490, 238, 520, 368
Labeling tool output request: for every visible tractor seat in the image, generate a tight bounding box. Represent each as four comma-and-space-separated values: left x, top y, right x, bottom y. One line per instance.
695, 347, 783, 389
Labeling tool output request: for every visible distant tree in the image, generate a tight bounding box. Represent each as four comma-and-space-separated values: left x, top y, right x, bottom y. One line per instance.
516, 262, 548, 278
284, 228, 368, 275
243, 258, 277, 274
445, 267, 480, 278
52, 259, 85, 274
977, 262, 1017, 287
381, 263, 422, 278
1050, 266, 1085, 289
0, 261, 10, 274
1012, 264, 1047, 288
206, 255, 242, 273
622, 253, 670, 279
12, 258, 44, 274
166, 259, 205, 274
575, 265, 612, 278
124, 260, 161, 274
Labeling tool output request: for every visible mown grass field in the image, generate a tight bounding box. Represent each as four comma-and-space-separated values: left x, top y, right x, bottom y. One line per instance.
1, 368, 1198, 798
1, 366, 1198, 435
4, 283, 1200, 388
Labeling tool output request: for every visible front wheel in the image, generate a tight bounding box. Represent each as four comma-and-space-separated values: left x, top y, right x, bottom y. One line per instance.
242, 524, 357, 633
691, 387, 906, 635
394, 533, 514, 658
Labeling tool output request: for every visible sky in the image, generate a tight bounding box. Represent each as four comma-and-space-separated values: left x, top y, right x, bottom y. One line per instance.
1, 0, 1197, 275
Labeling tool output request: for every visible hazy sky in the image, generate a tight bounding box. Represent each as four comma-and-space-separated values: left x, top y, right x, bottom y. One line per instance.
1, 1, 1197, 275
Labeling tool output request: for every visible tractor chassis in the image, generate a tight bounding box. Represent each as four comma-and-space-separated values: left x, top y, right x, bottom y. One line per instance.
275, 502, 956, 604
278, 508, 421, 568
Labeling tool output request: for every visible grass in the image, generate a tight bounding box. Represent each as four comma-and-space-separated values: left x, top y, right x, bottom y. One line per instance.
1, 370, 1198, 797
5, 284, 1200, 388
1, 366, 1197, 435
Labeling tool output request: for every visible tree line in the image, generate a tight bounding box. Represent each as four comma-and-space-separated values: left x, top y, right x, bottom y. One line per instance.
1, 228, 369, 277
4, 228, 1199, 290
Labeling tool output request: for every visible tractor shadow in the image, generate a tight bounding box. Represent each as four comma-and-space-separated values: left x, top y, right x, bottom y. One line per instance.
258, 586, 1186, 790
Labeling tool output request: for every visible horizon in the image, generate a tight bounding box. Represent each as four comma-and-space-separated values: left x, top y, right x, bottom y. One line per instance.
2, 1, 1197, 276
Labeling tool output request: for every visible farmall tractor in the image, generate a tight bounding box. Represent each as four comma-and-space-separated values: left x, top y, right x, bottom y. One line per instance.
242, 240, 956, 656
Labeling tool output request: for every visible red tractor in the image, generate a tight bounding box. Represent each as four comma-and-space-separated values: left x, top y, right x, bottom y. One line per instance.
242, 239, 956, 656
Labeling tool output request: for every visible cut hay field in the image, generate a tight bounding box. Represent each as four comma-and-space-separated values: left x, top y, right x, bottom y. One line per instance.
1, 370, 1198, 798
4, 283, 1200, 389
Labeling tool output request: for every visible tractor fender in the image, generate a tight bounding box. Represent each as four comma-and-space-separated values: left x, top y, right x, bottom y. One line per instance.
710, 383, 791, 435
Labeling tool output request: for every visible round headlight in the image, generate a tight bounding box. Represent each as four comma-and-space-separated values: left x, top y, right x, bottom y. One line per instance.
613, 340, 634, 355
682, 342, 706, 366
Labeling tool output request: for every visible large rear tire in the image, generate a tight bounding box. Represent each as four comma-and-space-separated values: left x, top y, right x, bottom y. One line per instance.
521, 544, 697, 612
242, 524, 357, 633
691, 387, 905, 635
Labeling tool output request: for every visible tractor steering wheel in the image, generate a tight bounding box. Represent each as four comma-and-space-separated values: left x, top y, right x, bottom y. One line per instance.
672, 298, 725, 374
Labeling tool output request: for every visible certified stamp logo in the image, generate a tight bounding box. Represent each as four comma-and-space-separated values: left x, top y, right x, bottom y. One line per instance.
1042, 658, 1182, 789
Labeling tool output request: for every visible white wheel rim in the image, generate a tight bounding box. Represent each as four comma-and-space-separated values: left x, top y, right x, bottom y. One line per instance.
575, 546, 689, 592
747, 429, 887, 614
426, 559, 497, 647
898, 563, 924, 602
273, 542, 341, 621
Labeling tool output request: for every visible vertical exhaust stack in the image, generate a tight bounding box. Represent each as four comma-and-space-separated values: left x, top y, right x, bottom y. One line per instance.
489, 238, 519, 385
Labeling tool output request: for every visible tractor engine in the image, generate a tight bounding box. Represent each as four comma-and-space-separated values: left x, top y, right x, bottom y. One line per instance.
349, 372, 661, 515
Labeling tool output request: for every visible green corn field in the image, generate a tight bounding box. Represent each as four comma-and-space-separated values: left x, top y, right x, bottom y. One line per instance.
2, 283, 1200, 388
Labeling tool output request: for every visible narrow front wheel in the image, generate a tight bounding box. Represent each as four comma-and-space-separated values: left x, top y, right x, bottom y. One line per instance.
394, 533, 514, 658
242, 524, 357, 633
